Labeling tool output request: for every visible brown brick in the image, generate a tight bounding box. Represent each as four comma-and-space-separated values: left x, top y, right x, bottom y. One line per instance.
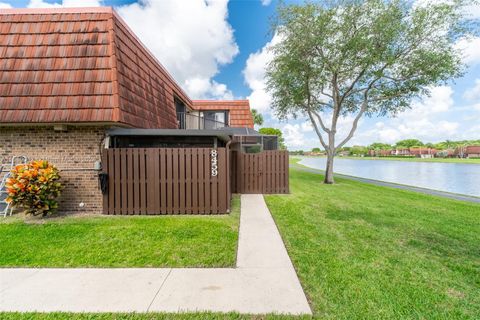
0, 125, 105, 214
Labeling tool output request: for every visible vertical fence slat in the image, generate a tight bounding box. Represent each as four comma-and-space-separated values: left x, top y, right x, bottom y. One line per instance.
211, 149, 218, 214
121, 149, 128, 214
218, 148, 226, 213
166, 148, 173, 214
146, 148, 156, 214
139, 148, 146, 214
197, 149, 204, 213
204, 149, 211, 214
132, 149, 139, 214
160, 148, 167, 214
127, 148, 134, 214
179, 148, 185, 214
186, 149, 192, 214
113, 148, 121, 214
192, 148, 199, 214
173, 148, 180, 214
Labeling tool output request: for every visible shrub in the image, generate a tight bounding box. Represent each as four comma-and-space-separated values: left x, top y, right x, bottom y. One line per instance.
5, 160, 62, 216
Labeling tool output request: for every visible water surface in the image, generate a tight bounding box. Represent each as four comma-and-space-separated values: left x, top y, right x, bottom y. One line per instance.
299, 157, 480, 197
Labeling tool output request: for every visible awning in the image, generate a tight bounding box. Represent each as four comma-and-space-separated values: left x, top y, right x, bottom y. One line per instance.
106, 128, 232, 143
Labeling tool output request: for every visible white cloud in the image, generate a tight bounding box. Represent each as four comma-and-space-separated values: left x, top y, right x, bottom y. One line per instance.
455, 36, 480, 65
301, 122, 313, 133
350, 86, 459, 144
27, 0, 102, 7
116, 0, 238, 99
260, 0, 272, 6
184, 78, 233, 100
25, 0, 238, 100
282, 124, 305, 147
0, 2, 12, 8
463, 79, 480, 101
243, 33, 283, 112
410, 85, 454, 113
464, 3, 480, 19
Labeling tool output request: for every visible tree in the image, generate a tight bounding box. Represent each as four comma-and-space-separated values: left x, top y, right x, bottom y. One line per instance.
312, 147, 321, 153
266, 0, 468, 183
251, 109, 264, 126
350, 145, 368, 156
368, 142, 392, 150
395, 139, 424, 148
259, 127, 286, 149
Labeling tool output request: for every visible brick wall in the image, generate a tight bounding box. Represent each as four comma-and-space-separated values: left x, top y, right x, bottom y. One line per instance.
0, 126, 106, 214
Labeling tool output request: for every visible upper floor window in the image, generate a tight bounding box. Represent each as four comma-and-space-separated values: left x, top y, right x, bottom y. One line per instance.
203, 111, 228, 129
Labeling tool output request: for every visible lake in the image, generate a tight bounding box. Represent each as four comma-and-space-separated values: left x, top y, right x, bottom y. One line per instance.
299, 157, 480, 197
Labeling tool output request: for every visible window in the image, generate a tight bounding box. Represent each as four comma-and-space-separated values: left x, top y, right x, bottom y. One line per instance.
175, 98, 186, 129
203, 111, 228, 129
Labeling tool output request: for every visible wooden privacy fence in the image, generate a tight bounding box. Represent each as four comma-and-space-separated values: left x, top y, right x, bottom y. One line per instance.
232, 150, 289, 194
101, 148, 230, 215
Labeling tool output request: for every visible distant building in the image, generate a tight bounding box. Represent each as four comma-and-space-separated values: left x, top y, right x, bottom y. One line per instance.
436, 149, 455, 158
394, 148, 411, 156
456, 146, 480, 158
370, 149, 394, 157
409, 147, 437, 158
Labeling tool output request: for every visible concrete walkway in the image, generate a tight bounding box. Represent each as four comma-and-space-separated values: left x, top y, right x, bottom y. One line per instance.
0, 195, 311, 315
292, 164, 480, 203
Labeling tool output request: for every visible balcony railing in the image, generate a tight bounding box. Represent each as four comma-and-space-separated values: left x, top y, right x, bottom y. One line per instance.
177, 112, 228, 130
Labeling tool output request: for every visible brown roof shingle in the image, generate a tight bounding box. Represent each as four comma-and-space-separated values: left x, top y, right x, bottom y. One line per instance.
0, 7, 191, 128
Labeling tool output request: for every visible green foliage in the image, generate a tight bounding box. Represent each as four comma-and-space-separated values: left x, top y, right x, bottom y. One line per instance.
349, 145, 368, 156
368, 142, 392, 150
250, 109, 264, 126
395, 139, 424, 148
434, 139, 480, 150
259, 127, 287, 149
5, 160, 62, 217
311, 147, 322, 153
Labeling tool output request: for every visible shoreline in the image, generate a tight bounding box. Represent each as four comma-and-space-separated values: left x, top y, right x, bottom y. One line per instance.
293, 155, 480, 165
290, 158, 480, 203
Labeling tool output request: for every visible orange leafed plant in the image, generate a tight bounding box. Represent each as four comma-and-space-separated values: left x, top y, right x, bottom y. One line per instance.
6, 160, 62, 216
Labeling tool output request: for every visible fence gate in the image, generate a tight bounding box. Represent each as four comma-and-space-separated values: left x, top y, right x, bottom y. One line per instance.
101, 148, 230, 215
232, 150, 289, 194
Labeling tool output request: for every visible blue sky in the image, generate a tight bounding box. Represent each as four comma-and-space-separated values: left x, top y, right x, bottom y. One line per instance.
2, 0, 480, 150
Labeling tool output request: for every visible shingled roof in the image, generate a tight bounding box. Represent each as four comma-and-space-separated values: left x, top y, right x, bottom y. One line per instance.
192, 100, 254, 128
0, 7, 191, 128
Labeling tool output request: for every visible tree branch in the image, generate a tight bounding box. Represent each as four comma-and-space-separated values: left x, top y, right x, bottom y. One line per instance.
311, 110, 331, 134
338, 68, 367, 105
307, 110, 329, 150
335, 73, 382, 150
334, 103, 366, 151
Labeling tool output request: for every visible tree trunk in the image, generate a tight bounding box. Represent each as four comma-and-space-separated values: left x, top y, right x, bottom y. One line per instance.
324, 150, 335, 184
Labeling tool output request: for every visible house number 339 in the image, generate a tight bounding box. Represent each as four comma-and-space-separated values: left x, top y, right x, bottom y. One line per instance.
210, 149, 218, 177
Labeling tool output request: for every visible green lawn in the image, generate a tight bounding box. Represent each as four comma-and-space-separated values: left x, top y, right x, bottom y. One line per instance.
3, 169, 480, 319
264, 168, 480, 319
0, 196, 240, 268
303, 155, 480, 164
